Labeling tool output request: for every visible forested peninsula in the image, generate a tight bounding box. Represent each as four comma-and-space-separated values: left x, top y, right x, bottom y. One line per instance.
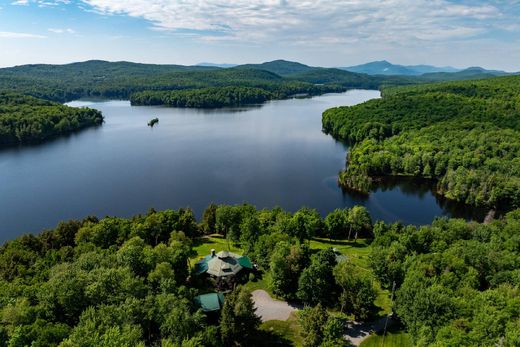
323, 75, 520, 211
1, 204, 519, 346
0, 93, 103, 147
130, 85, 346, 108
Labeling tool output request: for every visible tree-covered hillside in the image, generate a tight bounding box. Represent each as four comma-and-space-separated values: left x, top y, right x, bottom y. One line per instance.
0, 60, 507, 108
322, 76, 520, 211
0, 60, 410, 105
0, 93, 103, 147
372, 209, 520, 346
236, 60, 315, 76
0, 63, 285, 103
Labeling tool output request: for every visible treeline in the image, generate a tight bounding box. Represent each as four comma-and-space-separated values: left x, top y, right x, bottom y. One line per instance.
130, 84, 346, 108
131, 87, 274, 108
0, 93, 103, 147
371, 209, 520, 346
0, 65, 284, 103
322, 76, 520, 210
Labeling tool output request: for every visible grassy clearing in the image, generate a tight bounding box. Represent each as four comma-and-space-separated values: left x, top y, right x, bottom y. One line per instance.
374, 287, 392, 317
258, 312, 302, 347
309, 237, 372, 268
190, 235, 240, 265
243, 271, 272, 293
360, 329, 412, 347
190, 235, 390, 308
190, 236, 373, 272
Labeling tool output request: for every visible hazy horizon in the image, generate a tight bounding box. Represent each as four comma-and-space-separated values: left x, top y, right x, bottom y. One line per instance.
0, 57, 513, 73
0, 1, 519, 71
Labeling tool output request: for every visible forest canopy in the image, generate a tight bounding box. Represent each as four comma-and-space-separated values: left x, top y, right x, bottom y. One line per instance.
0, 93, 103, 147
0, 60, 413, 104
322, 75, 520, 211
0, 204, 519, 346
371, 209, 520, 346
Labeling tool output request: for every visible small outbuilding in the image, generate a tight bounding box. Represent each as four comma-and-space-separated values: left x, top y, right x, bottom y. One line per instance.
194, 292, 225, 313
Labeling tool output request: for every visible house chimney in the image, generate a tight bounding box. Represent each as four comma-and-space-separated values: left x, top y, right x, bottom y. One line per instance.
211, 249, 216, 257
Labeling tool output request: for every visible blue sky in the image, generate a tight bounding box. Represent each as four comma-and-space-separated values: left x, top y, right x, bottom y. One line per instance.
0, 0, 519, 70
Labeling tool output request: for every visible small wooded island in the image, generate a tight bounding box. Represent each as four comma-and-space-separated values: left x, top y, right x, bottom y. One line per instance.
148, 117, 159, 127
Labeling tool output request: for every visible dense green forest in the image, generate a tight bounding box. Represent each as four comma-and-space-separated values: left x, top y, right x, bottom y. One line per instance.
371, 209, 520, 346
130, 84, 346, 108
131, 87, 275, 108
0, 60, 413, 105
1, 204, 518, 346
0, 93, 103, 147
323, 75, 520, 211
0, 59, 507, 109
0, 204, 371, 347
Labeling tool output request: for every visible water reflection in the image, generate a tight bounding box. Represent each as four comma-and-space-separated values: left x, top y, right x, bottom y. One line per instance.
349, 177, 488, 223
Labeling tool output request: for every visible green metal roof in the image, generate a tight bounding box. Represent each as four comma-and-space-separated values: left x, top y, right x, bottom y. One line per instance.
194, 293, 225, 312
238, 256, 253, 269
194, 255, 212, 275
194, 252, 253, 277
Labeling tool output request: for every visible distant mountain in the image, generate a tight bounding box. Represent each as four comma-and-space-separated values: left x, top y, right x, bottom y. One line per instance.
236, 60, 315, 76
420, 67, 512, 82
407, 64, 460, 74
461, 67, 510, 76
287, 68, 380, 89
196, 62, 237, 68
341, 60, 513, 78
341, 60, 460, 76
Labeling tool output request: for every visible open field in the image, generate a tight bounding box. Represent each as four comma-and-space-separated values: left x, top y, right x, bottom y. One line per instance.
309, 237, 372, 268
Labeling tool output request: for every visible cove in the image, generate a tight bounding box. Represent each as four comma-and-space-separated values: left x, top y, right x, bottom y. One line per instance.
0, 90, 481, 243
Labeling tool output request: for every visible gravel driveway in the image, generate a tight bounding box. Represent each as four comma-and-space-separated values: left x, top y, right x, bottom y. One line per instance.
345, 317, 395, 346
252, 290, 300, 322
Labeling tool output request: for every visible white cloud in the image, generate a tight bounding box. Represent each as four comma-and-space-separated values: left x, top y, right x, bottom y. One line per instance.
12, 0, 70, 6
48, 28, 76, 34
78, 0, 512, 45
0, 31, 46, 38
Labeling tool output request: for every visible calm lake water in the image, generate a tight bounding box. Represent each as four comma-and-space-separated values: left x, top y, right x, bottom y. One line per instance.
0, 90, 482, 242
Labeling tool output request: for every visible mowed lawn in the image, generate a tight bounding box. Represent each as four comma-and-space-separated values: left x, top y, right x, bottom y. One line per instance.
309, 237, 372, 268
190, 234, 234, 265
257, 313, 302, 347
191, 235, 372, 268
360, 330, 413, 347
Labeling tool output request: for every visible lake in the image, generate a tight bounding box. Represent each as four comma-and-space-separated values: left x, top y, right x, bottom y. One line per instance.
0, 90, 482, 242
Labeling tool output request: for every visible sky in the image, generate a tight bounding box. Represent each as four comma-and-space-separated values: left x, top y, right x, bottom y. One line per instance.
0, 0, 519, 70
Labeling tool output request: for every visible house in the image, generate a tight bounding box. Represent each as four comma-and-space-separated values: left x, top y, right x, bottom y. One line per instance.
194, 249, 253, 284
